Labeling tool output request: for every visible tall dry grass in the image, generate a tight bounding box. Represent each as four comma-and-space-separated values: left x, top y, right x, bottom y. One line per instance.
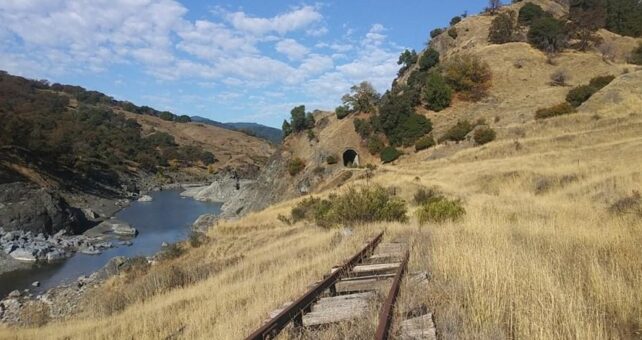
1, 102, 641, 339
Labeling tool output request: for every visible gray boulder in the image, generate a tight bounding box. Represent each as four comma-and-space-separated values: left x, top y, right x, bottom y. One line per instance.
8, 248, 36, 262
80, 246, 101, 255
137, 195, 153, 202
45, 250, 66, 262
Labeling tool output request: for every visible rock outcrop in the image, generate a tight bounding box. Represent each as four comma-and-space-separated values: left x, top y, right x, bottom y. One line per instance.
0, 183, 90, 235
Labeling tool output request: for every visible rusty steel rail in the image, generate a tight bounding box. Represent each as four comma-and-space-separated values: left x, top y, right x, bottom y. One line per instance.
245, 231, 384, 340
374, 249, 410, 340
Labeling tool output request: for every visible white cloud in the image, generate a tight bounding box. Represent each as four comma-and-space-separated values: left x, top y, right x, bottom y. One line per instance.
225, 5, 322, 36
275, 38, 309, 60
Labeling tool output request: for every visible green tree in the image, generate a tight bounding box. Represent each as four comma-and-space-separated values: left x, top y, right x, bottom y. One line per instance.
422, 71, 453, 111
341, 81, 380, 114
443, 54, 492, 101
430, 28, 444, 39
397, 49, 418, 75
159, 111, 174, 121
450, 16, 462, 26
518, 2, 548, 26
335, 105, 350, 119
175, 115, 191, 123
418, 48, 440, 71
282, 120, 292, 137
605, 0, 642, 37
489, 12, 516, 44
290, 105, 307, 132
527, 16, 568, 53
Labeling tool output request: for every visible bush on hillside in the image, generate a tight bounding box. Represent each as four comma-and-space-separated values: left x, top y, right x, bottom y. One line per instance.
566, 85, 598, 107
473, 126, 497, 145
430, 28, 444, 39
380, 146, 402, 163
353, 118, 373, 139
439, 120, 474, 143
518, 2, 548, 26
423, 71, 453, 112
159, 111, 174, 121
608, 191, 642, 216
176, 115, 191, 123
535, 103, 575, 119
489, 13, 516, 44
414, 188, 440, 205
527, 16, 568, 53
550, 69, 570, 86
416, 196, 466, 224
588, 75, 615, 89
377, 89, 432, 146
290, 186, 408, 227
414, 135, 436, 151
367, 136, 385, 155
450, 16, 462, 26
443, 54, 492, 101
630, 43, 642, 65
418, 48, 440, 71
448, 27, 458, 39
335, 105, 350, 119
287, 158, 305, 176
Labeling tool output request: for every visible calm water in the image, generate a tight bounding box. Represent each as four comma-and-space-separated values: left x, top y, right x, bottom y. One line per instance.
0, 190, 221, 298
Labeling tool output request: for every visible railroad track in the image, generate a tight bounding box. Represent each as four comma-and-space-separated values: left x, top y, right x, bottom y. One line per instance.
245, 232, 435, 340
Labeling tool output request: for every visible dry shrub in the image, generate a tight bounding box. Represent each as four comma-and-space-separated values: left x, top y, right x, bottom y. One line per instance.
443, 54, 492, 101
414, 187, 440, 205
609, 191, 642, 216
416, 196, 466, 224
535, 103, 575, 119
550, 69, 570, 86
19, 302, 51, 327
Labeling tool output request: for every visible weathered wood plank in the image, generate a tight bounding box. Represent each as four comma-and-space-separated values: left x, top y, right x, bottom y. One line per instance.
335, 277, 392, 293
399, 314, 437, 340
303, 292, 373, 327
353, 262, 400, 273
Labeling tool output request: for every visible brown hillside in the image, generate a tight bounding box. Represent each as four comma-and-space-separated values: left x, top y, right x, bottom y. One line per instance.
120, 111, 276, 175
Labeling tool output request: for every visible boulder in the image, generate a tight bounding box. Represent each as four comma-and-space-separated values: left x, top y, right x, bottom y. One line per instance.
80, 246, 101, 255
45, 250, 66, 262
0, 183, 90, 235
81, 208, 99, 220
7, 290, 21, 298
137, 195, 153, 202
112, 223, 137, 236
32, 281, 40, 287
8, 248, 36, 262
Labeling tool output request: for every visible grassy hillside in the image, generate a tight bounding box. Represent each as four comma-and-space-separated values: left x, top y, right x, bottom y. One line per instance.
2, 1, 641, 338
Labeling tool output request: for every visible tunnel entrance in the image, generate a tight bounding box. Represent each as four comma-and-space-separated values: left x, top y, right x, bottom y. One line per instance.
342, 149, 359, 167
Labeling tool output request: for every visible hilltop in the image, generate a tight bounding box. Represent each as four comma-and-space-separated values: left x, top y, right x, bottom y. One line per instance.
2, 0, 641, 338
191, 116, 283, 144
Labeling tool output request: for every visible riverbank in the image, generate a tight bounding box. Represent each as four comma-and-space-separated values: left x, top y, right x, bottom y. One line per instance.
0, 189, 223, 325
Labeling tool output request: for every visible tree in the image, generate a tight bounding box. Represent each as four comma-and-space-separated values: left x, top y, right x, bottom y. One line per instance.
159, 111, 174, 121
450, 16, 462, 26
527, 16, 568, 53
341, 81, 381, 114
418, 48, 440, 71
488, 12, 516, 43
335, 105, 350, 119
422, 71, 453, 111
305, 112, 316, 129
630, 43, 642, 64
397, 49, 418, 75
569, 0, 607, 50
176, 115, 191, 123
518, 3, 548, 26
488, 0, 502, 14
430, 28, 444, 39
282, 120, 292, 137
605, 0, 642, 37
443, 54, 492, 101
290, 105, 307, 132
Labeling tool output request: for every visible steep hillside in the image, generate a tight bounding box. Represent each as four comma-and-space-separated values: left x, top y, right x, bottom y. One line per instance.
191, 116, 283, 144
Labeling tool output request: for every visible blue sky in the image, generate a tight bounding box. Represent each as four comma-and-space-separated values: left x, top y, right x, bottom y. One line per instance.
0, 0, 487, 128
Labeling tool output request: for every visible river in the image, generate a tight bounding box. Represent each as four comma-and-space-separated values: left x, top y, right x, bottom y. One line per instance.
0, 189, 222, 298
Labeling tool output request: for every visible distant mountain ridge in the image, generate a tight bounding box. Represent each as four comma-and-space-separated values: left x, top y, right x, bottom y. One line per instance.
191, 116, 282, 144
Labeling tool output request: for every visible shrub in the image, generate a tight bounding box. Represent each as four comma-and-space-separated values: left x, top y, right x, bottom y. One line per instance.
288, 157, 305, 176
335, 105, 350, 119
450, 16, 462, 26
418, 48, 440, 71
443, 54, 492, 101
566, 85, 597, 107
608, 191, 642, 216
630, 43, 642, 65
380, 146, 402, 163
290, 186, 408, 227
159, 111, 174, 121
188, 231, 208, 248
527, 16, 568, 52
414, 188, 440, 205
535, 103, 575, 119
518, 2, 548, 26
326, 155, 338, 164
550, 69, 570, 86
588, 75, 615, 89
277, 214, 292, 225
415, 135, 436, 151
489, 13, 516, 44
423, 71, 453, 111
353, 118, 372, 139
448, 27, 458, 39
367, 136, 385, 155
306, 129, 316, 142
158, 243, 184, 261
430, 28, 444, 38
473, 126, 496, 145
416, 196, 466, 224
440, 120, 473, 143
176, 115, 191, 123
